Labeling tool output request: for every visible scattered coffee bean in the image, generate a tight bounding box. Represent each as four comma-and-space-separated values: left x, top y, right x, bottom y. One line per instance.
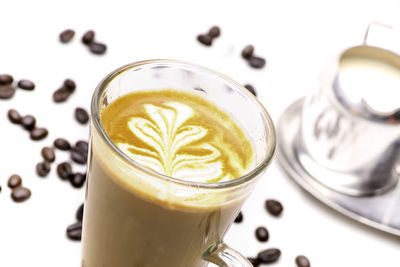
248, 56, 266, 69
242, 45, 254, 59
21, 115, 36, 130
41, 147, 55, 162
71, 147, 87, 164
57, 162, 72, 180
89, 42, 107, 55
247, 257, 260, 267
54, 138, 71, 151
53, 87, 70, 103
208, 26, 221, 38
63, 79, 76, 93
76, 203, 84, 222
197, 34, 212, 46
69, 172, 86, 188
257, 248, 281, 264
0, 74, 13, 85
295, 255, 310, 267
17, 79, 35, 90
82, 30, 95, 44
75, 141, 88, 154
7, 109, 22, 124
0, 85, 16, 99
244, 84, 257, 96
36, 161, 51, 177
30, 127, 48, 140
66, 222, 82, 241
7, 174, 22, 189
11, 186, 31, 202
255, 226, 269, 242
234, 211, 243, 223
265, 199, 283, 216
75, 107, 89, 124
59, 29, 75, 43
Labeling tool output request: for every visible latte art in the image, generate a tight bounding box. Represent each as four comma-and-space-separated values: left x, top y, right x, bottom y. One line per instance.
102, 90, 254, 183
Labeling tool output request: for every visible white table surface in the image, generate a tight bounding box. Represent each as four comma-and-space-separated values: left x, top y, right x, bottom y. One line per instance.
0, 0, 399, 266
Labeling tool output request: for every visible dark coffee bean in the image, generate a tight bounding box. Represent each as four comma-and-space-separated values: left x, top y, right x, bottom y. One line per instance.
89, 42, 107, 55
59, 29, 75, 43
75, 141, 89, 154
69, 172, 86, 188
75, 107, 89, 124
197, 34, 212, 46
54, 138, 71, 150
63, 79, 76, 93
244, 84, 257, 96
21, 115, 36, 130
82, 30, 95, 44
71, 147, 87, 164
234, 211, 243, 223
53, 87, 70, 103
0, 74, 13, 85
11, 186, 31, 202
7, 174, 22, 189
36, 161, 51, 177
295, 255, 310, 267
242, 45, 254, 59
208, 26, 221, 38
248, 56, 266, 69
7, 109, 22, 124
57, 162, 72, 180
66, 222, 82, 241
41, 147, 55, 162
30, 127, 48, 140
255, 226, 269, 242
76, 203, 84, 222
0, 85, 16, 99
265, 199, 283, 216
17, 79, 35, 90
247, 257, 260, 267
257, 248, 281, 264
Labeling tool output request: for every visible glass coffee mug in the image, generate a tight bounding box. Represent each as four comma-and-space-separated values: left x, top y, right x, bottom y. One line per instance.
82, 60, 276, 267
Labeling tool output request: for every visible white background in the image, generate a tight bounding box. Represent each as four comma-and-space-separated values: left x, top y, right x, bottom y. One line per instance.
0, 0, 399, 266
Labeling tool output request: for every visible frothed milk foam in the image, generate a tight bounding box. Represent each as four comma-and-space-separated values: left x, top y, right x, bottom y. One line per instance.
82, 89, 255, 267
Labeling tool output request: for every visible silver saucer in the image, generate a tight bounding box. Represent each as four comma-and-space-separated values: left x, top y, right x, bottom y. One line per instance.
277, 97, 400, 236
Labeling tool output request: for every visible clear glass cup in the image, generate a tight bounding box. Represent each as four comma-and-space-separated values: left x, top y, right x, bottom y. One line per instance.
82, 60, 276, 267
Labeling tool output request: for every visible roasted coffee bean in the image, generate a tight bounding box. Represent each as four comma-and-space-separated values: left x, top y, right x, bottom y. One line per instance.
75, 141, 88, 154
0, 85, 16, 99
0, 74, 13, 85
244, 84, 257, 96
295, 255, 310, 267
69, 172, 86, 188
53, 87, 70, 103
208, 26, 221, 38
17, 79, 35, 90
197, 34, 212, 46
255, 226, 269, 242
66, 222, 82, 241
21, 115, 36, 130
36, 161, 51, 177
59, 29, 75, 43
71, 148, 87, 164
248, 56, 266, 69
265, 199, 283, 216
76, 203, 84, 222
7, 109, 22, 124
82, 30, 95, 44
7, 174, 22, 189
63, 79, 76, 93
11, 186, 31, 202
54, 138, 71, 150
247, 257, 260, 267
30, 127, 48, 140
234, 211, 243, 223
57, 162, 72, 180
75, 107, 89, 124
41, 147, 55, 162
242, 45, 254, 59
257, 248, 281, 264
89, 42, 107, 55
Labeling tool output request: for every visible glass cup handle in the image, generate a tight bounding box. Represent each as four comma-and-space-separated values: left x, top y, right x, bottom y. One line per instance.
202, 241, 252, 267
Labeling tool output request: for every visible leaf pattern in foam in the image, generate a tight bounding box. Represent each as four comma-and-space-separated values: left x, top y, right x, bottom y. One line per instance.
117, 102, 225, 182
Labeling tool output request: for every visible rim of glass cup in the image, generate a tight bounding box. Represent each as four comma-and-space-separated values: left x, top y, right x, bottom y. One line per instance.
91, 59, 276, 189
